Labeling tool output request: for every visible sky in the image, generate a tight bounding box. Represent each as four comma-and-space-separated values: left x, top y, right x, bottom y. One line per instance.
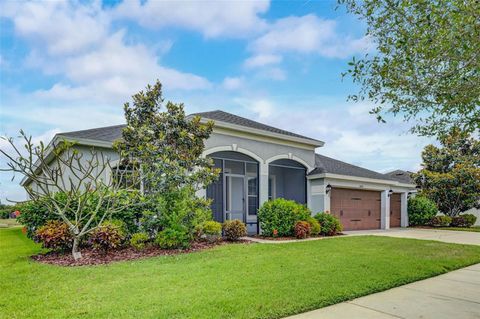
0, 0, 433, 203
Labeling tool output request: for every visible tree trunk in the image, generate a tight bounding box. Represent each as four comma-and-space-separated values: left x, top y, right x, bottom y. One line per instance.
72, 237, 82, 260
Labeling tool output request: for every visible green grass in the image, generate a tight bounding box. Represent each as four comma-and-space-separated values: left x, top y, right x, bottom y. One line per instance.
1, 228, 480, 319
437, 226, 480, 232
0, 218, 20, 228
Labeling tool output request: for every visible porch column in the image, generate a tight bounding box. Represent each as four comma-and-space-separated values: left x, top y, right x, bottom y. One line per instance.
400, 192, 409, 227
306, 179, 312, 210
381, 190, 391, 230
259, 162, 269, 207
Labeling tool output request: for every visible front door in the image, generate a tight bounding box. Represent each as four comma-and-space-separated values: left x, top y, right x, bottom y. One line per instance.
225, 174, 245, 222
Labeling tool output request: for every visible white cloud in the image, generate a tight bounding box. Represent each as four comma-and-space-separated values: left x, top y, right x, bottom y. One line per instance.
249, 14, 372, 59
222, 77, 244, 90
2, 1, 109, 56
244, 54, 282, 69
113, 0, 270, 38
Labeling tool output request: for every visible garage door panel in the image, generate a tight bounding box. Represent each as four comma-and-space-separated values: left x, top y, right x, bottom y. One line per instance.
390, 193, 401, 227
331, 188, 381, 231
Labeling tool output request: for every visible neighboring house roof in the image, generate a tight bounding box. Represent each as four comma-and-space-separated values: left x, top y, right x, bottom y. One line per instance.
57, 110, 322, 145
58, 124, 126, 143
311, 154, 397, 182
386, 170, 415, 184
190, 110, 319, 142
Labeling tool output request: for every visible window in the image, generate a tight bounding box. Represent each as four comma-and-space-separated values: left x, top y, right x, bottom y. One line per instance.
112, 164, 140, 189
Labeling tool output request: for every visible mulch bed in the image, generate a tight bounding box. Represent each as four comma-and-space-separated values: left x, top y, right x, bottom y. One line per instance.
31, 240, 250, 267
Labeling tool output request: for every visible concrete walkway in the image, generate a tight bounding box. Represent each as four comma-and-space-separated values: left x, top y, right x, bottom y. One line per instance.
344, 228, 480, 246
287, 263, 480, 319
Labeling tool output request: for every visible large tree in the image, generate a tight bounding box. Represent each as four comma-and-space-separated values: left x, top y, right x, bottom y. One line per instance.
414, 128, 480, 216
340, 0, 480, 137
114, 80, 218, 194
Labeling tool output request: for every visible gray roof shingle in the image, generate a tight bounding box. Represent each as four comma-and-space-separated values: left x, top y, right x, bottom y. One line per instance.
311, 154, 397, 182
58, 110, 322, 144
190, 110, 322, 143
58, 124, 126, 142
385, 170, 415, 184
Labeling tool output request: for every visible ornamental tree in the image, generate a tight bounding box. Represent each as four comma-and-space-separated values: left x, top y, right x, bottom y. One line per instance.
340, 0, 480, 137
0, 132, 138, 260
413, 129, 480, 216
114, 80, 219, 230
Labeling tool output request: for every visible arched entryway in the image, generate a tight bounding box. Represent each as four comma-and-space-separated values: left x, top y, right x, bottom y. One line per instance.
268, 159, 307, 204
206, 151, 259, 234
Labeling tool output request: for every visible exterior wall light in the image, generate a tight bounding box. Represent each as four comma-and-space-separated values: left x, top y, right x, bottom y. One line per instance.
325, 184, 332, 194
388, 189, 394, 197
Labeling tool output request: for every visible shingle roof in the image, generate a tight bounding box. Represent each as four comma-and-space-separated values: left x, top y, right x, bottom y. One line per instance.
311, 154, 397, 182
190, 110, 322, 143
385, 170, 415, 184
58, 124, 126, 142
57, 110, 322, 144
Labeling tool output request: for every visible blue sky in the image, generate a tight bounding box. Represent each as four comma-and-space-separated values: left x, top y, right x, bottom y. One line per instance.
0, 0, 432, 203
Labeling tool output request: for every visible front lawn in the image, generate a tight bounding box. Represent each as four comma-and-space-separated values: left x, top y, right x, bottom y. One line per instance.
437, 226, 480, 233
1, 228, 480, 319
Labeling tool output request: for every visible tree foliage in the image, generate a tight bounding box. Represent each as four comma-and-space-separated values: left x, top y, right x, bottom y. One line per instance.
340, 0, 480, 136
414, 129, 480, 216
114, 80, 218, 194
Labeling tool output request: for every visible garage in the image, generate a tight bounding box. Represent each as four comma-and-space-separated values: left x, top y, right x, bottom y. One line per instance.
390, 193, 401, 227
330, 188, 381, 230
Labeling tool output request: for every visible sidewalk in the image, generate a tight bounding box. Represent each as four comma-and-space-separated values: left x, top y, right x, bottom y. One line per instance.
286, 263, 480, 319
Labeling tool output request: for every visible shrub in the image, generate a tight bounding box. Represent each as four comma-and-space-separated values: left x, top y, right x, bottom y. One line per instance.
89, 221, 125, 252
407, 195, 438, 226
222, 219, 247, 241
195, 221, 222, 243
314, 212, 342, 236
258, 198, 311, 237
17, 199, 57, 239
451, 214, 477, 227
430, 215, 452, 227
129, 232, 150, 251
306, 217, 321, 236
35, 220, 72, 251
155, 227, 191, 249
294, 221, 311, 239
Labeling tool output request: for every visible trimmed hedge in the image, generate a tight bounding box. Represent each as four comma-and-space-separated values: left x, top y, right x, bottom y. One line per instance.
407, 195, 438, 226
451, 214, 477, 227
314, 212, 342, 236
258, 199, 311, 237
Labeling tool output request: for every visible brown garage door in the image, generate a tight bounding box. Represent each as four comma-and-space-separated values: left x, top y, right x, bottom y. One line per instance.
390, 193, 401, 227
331, 188, 381, 230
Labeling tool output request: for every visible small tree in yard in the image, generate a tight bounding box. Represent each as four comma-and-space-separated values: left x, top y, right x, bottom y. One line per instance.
0, 132, 138, 260
115, 80, 219, 235
414, 129, 480, 217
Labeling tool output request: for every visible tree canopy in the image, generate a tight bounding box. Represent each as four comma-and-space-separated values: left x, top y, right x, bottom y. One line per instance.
340, 0, 480, 137
414, 128, 480, 216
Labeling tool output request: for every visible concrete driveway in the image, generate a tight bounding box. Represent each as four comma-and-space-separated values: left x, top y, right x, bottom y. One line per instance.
344, 228, 480, 245
286, 228, 480, 319
286, 263, 480, 319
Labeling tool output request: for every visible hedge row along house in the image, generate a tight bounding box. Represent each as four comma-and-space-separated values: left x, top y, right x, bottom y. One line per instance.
21, 110, 416, 234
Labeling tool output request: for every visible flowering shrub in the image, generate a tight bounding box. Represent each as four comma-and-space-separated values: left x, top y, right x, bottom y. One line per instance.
222, 220, 247, 241
258, 198, 311, 237
35, 220, 72, 251
294, 221, 311, 239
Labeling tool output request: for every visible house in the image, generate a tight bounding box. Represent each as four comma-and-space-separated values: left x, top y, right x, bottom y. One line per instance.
22, 110, 416, 234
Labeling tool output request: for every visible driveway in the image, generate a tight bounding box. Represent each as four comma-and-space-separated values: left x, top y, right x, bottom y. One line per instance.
286, 228, 480, 319
344, 228, 480, 245
286, 263, 480, 319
